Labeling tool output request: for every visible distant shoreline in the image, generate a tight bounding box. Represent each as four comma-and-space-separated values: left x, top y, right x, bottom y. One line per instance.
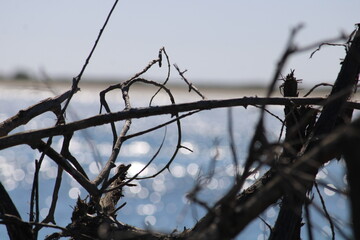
0, 78, 334, 99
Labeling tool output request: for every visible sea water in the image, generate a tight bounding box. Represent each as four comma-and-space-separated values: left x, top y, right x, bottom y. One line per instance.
0, 83, 351, 239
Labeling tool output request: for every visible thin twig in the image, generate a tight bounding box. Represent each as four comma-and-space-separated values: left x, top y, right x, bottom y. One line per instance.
41, 167, 63, 226
254, 105, 285, 124
61, 0, 120, 119
174, 63, 206, 100
303, 83, 333, 97
314, 182, 335, 240
95, 78, 182, 185
150, 47, 172, 106
103, 128, 166, 192
1, 214, 67, 231
304, 199, 314, 240
259, 216, 273, 235
227, 108, 240, 179
310, 42, 348, 59
122, 110, 199, 142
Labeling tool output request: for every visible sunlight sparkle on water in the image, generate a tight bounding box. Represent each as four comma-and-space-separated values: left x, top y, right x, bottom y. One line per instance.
186, 163, 199, 177
151, 174, 167, 193
13, 168, 25, 181
149, 192, 162, 203
180, 142, 195, 155
0, 156, 14, 177
98, 142, 113, 157
207, 178, 219, 190
266, 207, 276, 218
69, 187, 81, 199
316, 168, 328, 180
89, 161, 101, 175
170, 164, 186, 178
128, 161, 148, 177
137, 187, 149, 199
44, 166, 57, 179
40, 208, 49, 218
145, 215, 157, 226
123, 141, 151, 156
129, 182, 142, 194
3, 179, 17, 191
324, 184, 336, 196
137, 204, 156, 215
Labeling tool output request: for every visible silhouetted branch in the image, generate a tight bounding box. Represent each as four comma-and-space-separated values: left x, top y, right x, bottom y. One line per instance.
303, 83, 333, 97
174, 64, 206, 100
190, 116, 360, 239
95, 77, 182, 186
0, 89, 72, 137
61, 0, 120, 119
0, 5, 358, 237
4, 96, 360, 150
29, 140, 99, 196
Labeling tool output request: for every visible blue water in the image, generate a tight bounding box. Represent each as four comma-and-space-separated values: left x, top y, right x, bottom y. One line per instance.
0, 84, 352, 239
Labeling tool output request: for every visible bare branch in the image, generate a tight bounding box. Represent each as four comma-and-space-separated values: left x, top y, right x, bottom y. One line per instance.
0, 90, 72, 137
174, 64, 206, 100
4, 96, 359, 150
61, 0, 120, 119
303, 83, 333, 97
30, 140, 99, 196
190, 117, 360, 239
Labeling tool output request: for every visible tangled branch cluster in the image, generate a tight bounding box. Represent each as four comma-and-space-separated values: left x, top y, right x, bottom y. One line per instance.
1, 1, 360, 239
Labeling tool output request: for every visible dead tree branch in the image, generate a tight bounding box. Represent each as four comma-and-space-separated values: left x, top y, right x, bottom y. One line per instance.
3, 96, 360, 151
0, 90, 72, 137
0, 5, 357, 237
189, 116, 360, 239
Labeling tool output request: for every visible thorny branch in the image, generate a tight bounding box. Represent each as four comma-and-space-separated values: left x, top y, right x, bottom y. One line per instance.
174, 64, 206, 100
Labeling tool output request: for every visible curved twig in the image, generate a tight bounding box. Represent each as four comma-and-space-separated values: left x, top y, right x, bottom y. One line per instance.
303, 83, 333, 97
150, 47, 172, 106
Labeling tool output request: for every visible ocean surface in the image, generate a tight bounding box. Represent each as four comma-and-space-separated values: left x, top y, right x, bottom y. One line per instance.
0, 82, 352, 239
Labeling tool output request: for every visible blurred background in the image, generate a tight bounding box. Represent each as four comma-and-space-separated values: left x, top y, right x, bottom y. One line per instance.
1, 0, 359, 87
0, 1, 358, 239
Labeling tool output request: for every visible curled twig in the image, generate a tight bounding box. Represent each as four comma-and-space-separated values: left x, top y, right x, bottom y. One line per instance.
150, 47, 172, 106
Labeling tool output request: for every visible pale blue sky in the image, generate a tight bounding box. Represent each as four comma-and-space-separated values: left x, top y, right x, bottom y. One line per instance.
1, 1, 359, 86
